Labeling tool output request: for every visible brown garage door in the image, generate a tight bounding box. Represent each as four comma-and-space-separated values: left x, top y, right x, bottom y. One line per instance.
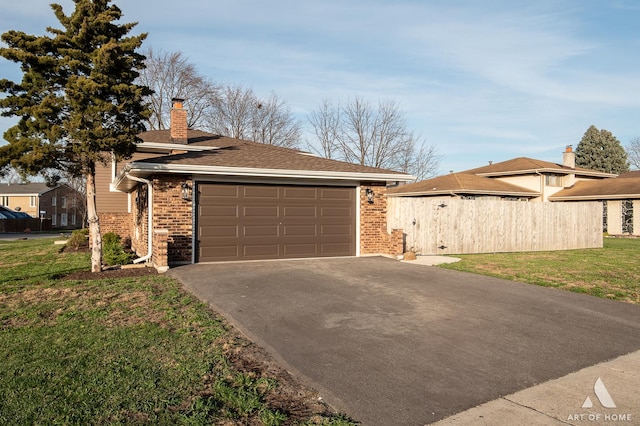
196, 183, 356, 262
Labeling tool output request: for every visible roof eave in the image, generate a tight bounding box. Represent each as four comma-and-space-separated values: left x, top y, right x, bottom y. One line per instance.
550, 194, 640, 201
476, 168, 616, 178
388, 189, 540, 197
113, 162, 415, 192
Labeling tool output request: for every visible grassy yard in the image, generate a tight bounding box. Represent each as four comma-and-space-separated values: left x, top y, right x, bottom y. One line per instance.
0, 237, 356, 425
439, 237, 640, 304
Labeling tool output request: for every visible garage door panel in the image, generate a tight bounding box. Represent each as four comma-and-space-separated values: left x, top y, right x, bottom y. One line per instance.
243, 225, 279, 237
321, 206, 353, 218
283, 187, 317, 199
321, 224, 352, 236
283, 206, 316, 217
197, 183, 355, 262
321, 243, 353, 255
283, 224, 317, 236
284, 244, 317, 255
200, 225, 238, 238
200, 184, 239, 198
320, 188, 352, 200
200, 205, 238, 217
244, 186, 279, 198
198, 245, 239, 260
244, 244, 280, 257
244, 206, 279, 217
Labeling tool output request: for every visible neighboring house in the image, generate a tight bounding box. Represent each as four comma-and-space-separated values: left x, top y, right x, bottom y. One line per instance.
389, 147, 615, 202
549, 177, 640, 235
96, 99, 414, 271
0, 182, 84, 229
389, 147, 640, 236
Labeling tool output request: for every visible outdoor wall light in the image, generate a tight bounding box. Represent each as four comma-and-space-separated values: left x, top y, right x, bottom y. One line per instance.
366, 188, 374, 204
181, 182, 192, 201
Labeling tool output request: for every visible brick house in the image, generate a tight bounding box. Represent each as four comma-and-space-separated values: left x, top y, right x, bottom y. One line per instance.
96, 99, 413, 271
0, 182, 84, 229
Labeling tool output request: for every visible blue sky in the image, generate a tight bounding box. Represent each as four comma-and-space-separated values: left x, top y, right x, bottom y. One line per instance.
1, 0, 640, 174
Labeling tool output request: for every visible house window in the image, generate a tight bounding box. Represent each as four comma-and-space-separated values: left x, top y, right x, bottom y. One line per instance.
61, 213, 68, 227
0, 196, 8, 206
71, 213, 76, 226
72, 197, 77, 208
52, 196, 57, 206
622, 200, 633, 234
545, 174, 563, 187
61, 197, 67, 208
30, 196, 36, 207
52, 214, 57, 226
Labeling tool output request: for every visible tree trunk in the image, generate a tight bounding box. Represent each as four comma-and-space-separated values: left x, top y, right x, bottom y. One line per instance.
86, 169, 102, 272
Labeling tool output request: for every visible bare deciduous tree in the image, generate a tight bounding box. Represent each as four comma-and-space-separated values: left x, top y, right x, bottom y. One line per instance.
307, 97, 441, 180
251, 93, 301, 148
207, 85, 301, 148
138, 48, 219, 130
207, 84, 258, 140
627, 136, 640, 170
307, 99, 340, 159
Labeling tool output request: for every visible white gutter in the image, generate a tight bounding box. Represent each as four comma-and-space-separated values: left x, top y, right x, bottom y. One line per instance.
550, 194, 639, 201
387, 190, 539, 197
126, 174, 153, 264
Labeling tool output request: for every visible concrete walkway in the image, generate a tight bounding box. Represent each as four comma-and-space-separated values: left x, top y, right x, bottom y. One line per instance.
435, 349, 640, 425
171, 257, 640, 425
401, 255, 462, 266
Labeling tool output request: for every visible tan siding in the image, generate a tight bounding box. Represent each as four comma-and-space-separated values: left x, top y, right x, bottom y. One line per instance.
5, 195, 37, 217
95, 152, 163, 213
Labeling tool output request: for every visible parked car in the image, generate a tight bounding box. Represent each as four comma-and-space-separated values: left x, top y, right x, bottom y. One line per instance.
0, 205, 33, 219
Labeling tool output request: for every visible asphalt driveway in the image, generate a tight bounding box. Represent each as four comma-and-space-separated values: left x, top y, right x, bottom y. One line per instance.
169, 257, 640, 425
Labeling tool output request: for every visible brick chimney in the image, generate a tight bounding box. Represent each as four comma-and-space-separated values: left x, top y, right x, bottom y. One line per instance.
563, 145, 576, 187
563, 145, 575, 168
170, 98, 188, 144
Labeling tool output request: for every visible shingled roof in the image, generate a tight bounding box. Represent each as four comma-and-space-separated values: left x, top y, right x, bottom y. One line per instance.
549, 178, 640, 200
464, 157, 615, 178
388, 173, 539, 197
0, 182, 55, 195
112, 130, 414, 191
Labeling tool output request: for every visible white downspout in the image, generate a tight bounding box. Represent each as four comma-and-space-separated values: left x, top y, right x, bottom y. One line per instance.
535, 171, 545, 202
126, 174, 153, 264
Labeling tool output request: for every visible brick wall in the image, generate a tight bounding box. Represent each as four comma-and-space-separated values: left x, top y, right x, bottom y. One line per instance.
359, 182, 404, 256
99, 212, 133, 240
152, 229, 169, 273
152, 175, 193, 264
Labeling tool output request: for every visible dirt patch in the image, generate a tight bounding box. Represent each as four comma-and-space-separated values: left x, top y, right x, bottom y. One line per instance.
224, 337, 333, 421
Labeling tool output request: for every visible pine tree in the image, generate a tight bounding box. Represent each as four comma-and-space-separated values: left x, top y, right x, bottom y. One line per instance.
575, 125, 629, 174
0, 0, 150, 272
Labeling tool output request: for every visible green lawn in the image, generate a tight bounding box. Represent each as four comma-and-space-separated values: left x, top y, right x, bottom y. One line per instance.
0, 238, 356, 425
438, 237, 640, 304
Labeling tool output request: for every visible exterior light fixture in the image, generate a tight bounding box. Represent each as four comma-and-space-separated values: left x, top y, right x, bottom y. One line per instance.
181, 182, 191, 201
366, 188, 374, 204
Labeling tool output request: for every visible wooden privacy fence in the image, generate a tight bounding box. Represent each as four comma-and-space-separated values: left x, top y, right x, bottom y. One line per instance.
0, 218, 52, 233
387, 198, 603, 255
